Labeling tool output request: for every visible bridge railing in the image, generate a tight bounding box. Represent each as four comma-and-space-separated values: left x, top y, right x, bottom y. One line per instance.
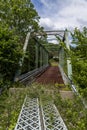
14, 31, 49, 81
58, 30, 87, 109
59, 30, 72, 81
15, 65, 49, 84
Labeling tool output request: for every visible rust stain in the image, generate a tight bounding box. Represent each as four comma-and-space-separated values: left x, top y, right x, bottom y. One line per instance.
35, 66, 64, 85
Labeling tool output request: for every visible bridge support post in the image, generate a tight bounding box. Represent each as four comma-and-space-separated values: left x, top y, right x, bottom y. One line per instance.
59, 47, 64, 69
46, 52, 49, 66
40, 46, 43, 67
14, 32, 31, 81
65, 29, 72, 80
44, 51, 46, 65
45, 51, 48, 66
43, 49, 46, 66
42, 48, 44, 66
35, 42, 39, 69
40, 46, 49, 67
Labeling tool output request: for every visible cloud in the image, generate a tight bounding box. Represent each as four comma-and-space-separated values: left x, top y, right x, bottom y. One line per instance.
47, 35, 59, 44
32, 0, 87, 43
58, 0, 87, 21
32, 0, 87, 30
40, 0, 69, 11
40, 18, 55, 30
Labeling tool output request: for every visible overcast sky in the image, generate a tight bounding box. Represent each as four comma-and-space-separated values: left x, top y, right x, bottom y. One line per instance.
31, 0, 87, 43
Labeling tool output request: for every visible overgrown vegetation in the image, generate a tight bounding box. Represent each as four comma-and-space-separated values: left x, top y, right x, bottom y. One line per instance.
0, 24, 23, 81
49, 59, 58, 66
0, 83, 86, 130
21, 38, 36, 73
42, 42, 60, 59
0, 0, 40, 39
0, 0, 87, 129
0, 0, 43, 86
58, 27, 87, 102
71, 27, 87, 89
70, 27, 87, 102
0, 87, 26, 130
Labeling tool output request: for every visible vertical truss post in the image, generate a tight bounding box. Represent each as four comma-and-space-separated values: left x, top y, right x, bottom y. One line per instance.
21, 32, 31, 68
42, 47, 44, 66
40, 46, 43, 67
65, 29, 72, 80
14, 32, 31, 81
35, 42, 39, 69
55, 34, 64, 69
44, 51, 46, 66
59, 47, 64, 68
46, 52, 49, 66
43, 49, 46, 66
23, 32, 31, 53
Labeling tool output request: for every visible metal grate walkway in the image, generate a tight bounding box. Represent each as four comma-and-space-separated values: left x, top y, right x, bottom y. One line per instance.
41, 103, 67, 130
14, 97, 68, 130
14, 97, 41, 130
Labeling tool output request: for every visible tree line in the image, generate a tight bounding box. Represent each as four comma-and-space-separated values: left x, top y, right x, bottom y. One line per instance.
0, 0, 43, 84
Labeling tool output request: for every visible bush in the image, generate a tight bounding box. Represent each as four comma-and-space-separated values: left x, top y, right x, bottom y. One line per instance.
0, 24, 23, 81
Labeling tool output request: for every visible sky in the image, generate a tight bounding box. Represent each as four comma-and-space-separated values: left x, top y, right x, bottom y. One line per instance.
31, 0, 87, 43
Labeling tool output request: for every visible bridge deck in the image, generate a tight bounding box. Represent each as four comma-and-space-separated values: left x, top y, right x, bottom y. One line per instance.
36, 66, 64, 85
14, 66, 68, 129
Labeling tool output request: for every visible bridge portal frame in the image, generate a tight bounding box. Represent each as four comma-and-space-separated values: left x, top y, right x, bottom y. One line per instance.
44, 29, 72, 80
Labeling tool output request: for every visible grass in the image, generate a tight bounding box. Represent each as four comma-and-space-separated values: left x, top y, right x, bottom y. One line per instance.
50, 61, 58, 66
54, 83, 71, 91
49, 59, 58, 66
0, 88, 26, 130
0, 83, 87, 130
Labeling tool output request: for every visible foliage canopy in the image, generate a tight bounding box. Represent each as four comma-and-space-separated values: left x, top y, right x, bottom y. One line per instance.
0, 0, 41, 82
71, 27, 87, 89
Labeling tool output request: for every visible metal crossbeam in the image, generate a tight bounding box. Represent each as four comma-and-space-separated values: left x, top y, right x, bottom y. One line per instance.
41, 103, 68, 130
14, 97, 41, 130
14, 98, 68, 130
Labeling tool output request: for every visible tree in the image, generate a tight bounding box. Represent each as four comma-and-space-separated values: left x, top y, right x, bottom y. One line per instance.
0, 0, 46, 83
0, 0, 40, 40
0, 24, 23, 81
71, 27, 87, 89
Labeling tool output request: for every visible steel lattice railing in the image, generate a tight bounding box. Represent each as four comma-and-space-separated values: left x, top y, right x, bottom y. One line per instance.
14, 97, 68, 130
41, 103, 67, 130
14, 97, 41, 130
15, 65, 49, 84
